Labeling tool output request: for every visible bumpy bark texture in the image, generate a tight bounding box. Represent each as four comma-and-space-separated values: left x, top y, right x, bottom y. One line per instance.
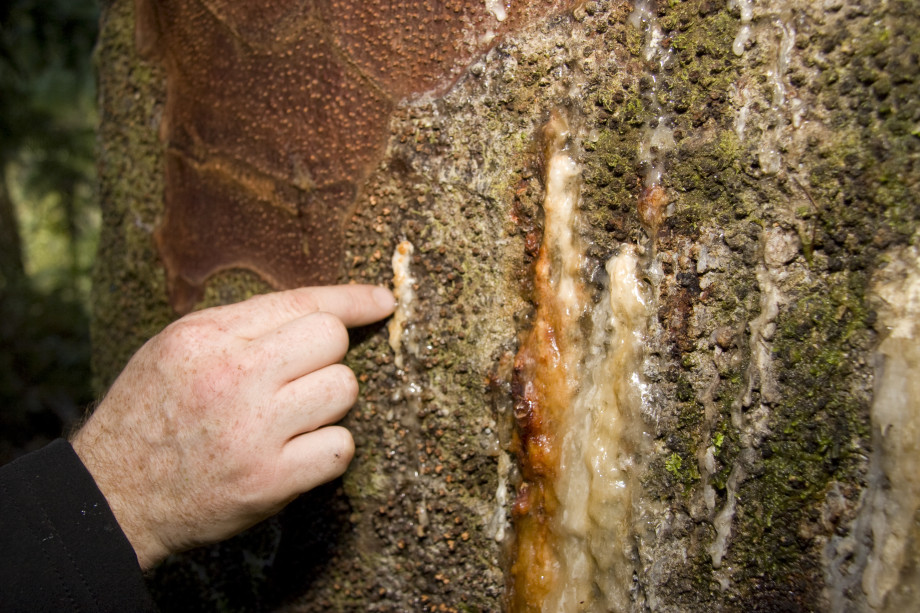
94, 0, 920, 610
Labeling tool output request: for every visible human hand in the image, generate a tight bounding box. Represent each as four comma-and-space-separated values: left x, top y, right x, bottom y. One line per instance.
71, 285, 395, 570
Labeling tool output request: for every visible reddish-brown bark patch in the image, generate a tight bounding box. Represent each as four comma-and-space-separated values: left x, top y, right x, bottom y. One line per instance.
139, 0, 574, 312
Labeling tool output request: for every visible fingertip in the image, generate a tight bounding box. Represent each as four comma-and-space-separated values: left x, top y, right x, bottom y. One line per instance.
318, 426, 355, 482
282, 426, 356, 494
372, 286, 396, 316
331, 425, 356, 465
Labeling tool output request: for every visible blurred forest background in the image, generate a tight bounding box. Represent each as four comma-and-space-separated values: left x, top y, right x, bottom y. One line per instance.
0, 0, 100, 464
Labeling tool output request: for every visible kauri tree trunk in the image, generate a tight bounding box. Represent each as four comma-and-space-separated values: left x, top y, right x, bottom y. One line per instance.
93, 0, 920, 610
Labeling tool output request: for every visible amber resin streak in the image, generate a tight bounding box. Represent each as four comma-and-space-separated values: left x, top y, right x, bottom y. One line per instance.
509, 112, 651, 611
509, 115, 581, 611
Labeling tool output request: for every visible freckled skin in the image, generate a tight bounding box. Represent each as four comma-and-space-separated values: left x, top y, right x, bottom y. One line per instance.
140, 0, 574, 313
71, 285, 395, 571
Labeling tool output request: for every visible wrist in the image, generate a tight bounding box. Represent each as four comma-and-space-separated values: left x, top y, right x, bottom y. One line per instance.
71, 427, 169, 571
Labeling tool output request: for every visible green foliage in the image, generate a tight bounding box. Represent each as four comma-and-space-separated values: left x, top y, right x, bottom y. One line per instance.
0, 0, 99, 463
1, 0, 99, 297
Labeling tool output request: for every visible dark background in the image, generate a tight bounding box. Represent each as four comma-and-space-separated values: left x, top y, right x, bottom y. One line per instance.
0, 0, 100, 464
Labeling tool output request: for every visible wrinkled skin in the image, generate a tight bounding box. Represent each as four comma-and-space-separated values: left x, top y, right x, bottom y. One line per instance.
72, 285, 395, 570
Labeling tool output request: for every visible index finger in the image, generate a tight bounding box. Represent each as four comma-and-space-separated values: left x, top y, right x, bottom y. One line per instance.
221, 285, 396, 339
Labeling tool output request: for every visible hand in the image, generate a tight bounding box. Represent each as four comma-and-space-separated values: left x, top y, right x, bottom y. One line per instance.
71, 285, 395, 570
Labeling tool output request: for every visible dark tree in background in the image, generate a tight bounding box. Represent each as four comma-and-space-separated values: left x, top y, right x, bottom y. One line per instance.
0, 0, 100, 463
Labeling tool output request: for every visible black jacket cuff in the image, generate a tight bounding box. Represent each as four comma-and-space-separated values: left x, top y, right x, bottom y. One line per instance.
0, 439, 157, 612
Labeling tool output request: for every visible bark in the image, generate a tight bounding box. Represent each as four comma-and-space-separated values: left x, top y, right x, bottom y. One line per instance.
94, 0, 920, 611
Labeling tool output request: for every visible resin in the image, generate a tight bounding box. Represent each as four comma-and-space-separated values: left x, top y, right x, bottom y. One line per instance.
628, 0, 675, 189
510, 114, 650, 611
861, 245, 920, 610
388, 240, 416, 370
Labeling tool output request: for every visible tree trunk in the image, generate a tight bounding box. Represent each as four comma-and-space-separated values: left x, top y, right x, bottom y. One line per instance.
94, 0, 920, 610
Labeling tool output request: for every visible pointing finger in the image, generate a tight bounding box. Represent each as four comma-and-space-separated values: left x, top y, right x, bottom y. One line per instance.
221, 285, 395, 339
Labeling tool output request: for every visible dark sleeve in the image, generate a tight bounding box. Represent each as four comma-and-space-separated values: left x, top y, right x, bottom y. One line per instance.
0, 439, 158, 612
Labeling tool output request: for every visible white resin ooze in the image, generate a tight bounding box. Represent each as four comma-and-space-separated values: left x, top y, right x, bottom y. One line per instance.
485, 0, 508, 22
860, 245, 920, 609
728, 0, 753, 56
728, 0, 803, 176
552, 247, 649, 612
542, 137, 584, 317
628, 0, 676, 189
510, 115, 651, 611
388, 240, 416, 370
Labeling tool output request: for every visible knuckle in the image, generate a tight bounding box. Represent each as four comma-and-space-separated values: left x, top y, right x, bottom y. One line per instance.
314, 312, 349, 349
332, 365, 359, 403
159, 318, 212, 357
290, 290, 321, 314
275, 289, 319, 321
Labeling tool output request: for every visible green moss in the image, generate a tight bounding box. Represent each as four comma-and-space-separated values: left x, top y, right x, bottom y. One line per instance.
727, 272, 872, 592
594, 130, 632, 175
625, 25, 644, 57
91, 0, 173, 391
623, 96, 645, 125
195, 269, 273, 310
697, 6, 920, 599
665, 452, 682, 476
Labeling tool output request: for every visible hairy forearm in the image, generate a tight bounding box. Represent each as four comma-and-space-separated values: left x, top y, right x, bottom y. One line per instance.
72, 416, 170, 571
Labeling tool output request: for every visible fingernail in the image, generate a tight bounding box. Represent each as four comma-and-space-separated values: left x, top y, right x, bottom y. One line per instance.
373, 286, 396, 311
